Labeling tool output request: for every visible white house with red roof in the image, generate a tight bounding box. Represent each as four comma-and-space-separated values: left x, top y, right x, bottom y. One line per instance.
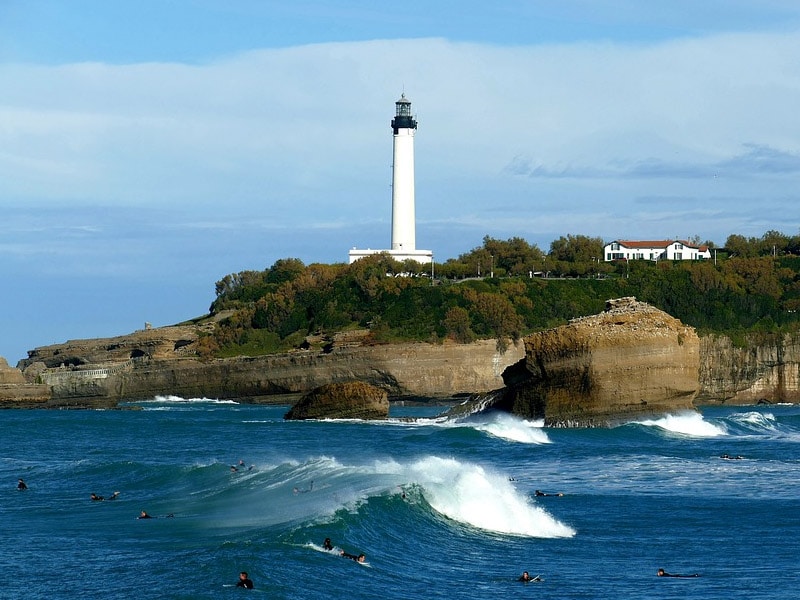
603, 240, 711, 262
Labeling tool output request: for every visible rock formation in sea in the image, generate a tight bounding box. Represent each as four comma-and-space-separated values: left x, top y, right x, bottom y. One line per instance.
496, 297, 701, 426
284, 381, 389, 420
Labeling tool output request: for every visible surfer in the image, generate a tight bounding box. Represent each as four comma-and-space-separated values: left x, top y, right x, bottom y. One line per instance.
720, 454, 744, 460
92, 491, 119, 501
535, 490, 563, 497
657, 568, 699, 578
17, 478, 28, 491
341, 550, 366, 563
236, 571, 254, 589
518, 571, 541, 582
138, 510, 153, 519
323, 538, 334, 551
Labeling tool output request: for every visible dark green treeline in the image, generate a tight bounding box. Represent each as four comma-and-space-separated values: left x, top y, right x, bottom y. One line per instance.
199, 233, 800, 358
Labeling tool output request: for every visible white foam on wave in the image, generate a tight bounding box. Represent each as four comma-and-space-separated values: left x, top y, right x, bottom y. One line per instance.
383, 412, 551, 444
144, 395, 238, 405
408, 456, 574, 538
470, 413, 550, 444
637, 412, 726, 437
203, 454, 573, 538
729, 411, 777, 431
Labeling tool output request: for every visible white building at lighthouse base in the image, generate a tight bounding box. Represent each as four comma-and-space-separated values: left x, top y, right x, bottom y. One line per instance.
348, 247, 433, 264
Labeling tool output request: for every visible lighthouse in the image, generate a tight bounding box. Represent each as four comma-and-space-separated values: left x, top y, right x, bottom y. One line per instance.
390, 93, 417, 252
348, 93, 432, 264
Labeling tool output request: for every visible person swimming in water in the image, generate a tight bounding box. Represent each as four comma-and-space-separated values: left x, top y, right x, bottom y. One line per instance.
138, 510, 153, 519
535, 490, 563, 497
236, 571, 254, 589
323, 538, 334, 551
17, 478, 27, 491
340, 550, 366, 563
518, 571, 541, 582
92, 490, 120, 501
657, 568, 699, 578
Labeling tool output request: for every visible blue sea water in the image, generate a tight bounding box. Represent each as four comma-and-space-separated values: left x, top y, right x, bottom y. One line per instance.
1, 399, 799, 599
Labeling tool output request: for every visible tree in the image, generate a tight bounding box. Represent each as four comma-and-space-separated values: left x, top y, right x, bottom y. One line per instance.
549, 234, 604, 263
266, 258, 306, 285
443, 306, 474, 343
758, 230, 789, 257
724, 234, 757, 258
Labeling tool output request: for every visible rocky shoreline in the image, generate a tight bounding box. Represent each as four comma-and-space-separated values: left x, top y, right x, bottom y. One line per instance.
4, 331, 524, 409
4, 298, 800, 420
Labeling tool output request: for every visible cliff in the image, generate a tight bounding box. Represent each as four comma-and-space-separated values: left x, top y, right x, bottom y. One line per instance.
0, 357, 50, 407
18, 325, 203, 368
699, 333, 800, 404
499, 297, 700, 426
7, 300, 800, 411
11, 331, 523, 408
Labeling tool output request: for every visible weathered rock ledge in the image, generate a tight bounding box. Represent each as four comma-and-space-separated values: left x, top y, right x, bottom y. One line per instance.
0, 357, 50, 407
698, 333, 800, 404
5, 334, 523, 409
285, 381, 388, 420
496, 297, 700, 426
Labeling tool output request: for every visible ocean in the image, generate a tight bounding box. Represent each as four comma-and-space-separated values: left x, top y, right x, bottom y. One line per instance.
1, 399, 799, 599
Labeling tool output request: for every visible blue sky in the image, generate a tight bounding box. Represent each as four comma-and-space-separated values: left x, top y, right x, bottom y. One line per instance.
2, 1, 800, 364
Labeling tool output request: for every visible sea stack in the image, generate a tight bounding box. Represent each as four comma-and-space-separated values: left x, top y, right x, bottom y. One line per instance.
501, 297, 700, 426
284, 381, 389, 420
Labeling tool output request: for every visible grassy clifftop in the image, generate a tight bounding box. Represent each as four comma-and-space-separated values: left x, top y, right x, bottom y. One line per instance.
200, 250, 800, 359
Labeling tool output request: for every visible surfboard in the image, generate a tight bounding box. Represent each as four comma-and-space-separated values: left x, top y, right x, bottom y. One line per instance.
307, 542, 340, 555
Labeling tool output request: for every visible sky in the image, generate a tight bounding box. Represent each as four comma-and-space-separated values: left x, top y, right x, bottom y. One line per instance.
2, 1, 800, 364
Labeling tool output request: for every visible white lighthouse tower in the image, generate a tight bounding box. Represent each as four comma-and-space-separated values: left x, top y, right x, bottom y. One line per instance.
390, 93, 417, 252
348, 93, 432, 264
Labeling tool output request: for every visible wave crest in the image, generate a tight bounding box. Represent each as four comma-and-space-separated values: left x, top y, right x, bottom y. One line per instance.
635, 412, 726, 437
409, 456, 574, 538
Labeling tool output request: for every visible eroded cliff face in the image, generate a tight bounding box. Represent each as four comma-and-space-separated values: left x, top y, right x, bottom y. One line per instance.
0, 357, 50, 407
699, 333, 800, 404
17, 325, 202, 369
8, 303, 800, 411
11, 335, 523, 408
502, 297, 700, 426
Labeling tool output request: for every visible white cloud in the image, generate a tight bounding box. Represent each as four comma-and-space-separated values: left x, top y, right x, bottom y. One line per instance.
1, 31, 799, 248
